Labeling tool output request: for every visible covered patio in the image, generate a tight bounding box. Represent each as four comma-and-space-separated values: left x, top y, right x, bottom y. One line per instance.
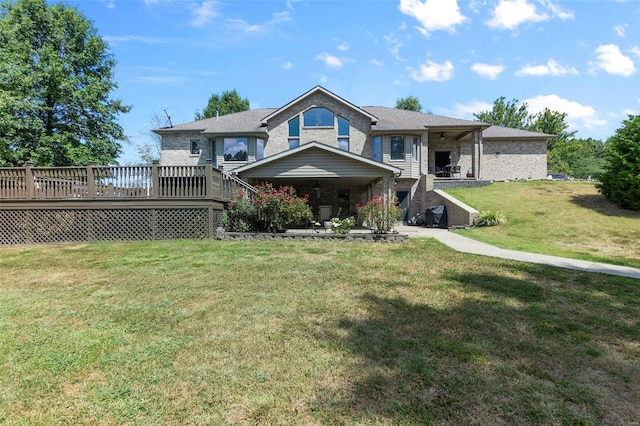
231, 142, 402, 222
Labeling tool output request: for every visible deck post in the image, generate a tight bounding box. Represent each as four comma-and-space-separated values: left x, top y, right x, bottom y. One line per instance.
151, 160, 160, 198
24, 162, 35, 200
205, 160, 213, 200
86, 162, 96, 198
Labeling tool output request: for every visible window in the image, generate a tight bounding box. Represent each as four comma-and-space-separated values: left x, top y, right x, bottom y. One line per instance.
337, 116, 349, 151
303, 107, 333, 127
288, 116, 300, 150
190, 139, 200, 155
390, 136, 405, 160
256, 138, 265, 160
223, 137, 248, 161
373, 136, 382, 161
412, 137, 419, 162
288, 116, 300, 137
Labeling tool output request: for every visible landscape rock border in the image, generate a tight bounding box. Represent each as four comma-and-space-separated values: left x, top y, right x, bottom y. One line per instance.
216, 228, 408, 243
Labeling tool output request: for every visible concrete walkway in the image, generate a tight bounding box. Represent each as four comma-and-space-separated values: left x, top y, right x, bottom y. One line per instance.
395, 225, 640, 280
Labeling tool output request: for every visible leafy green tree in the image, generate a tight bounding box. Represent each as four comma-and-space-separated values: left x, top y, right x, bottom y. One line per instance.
570, 138, 606, 178
597, 114, 640, 210
0, 0, 130, 166
473, 97, 530, 129
195, 89, 249, 120
531, 108, 577, 174
395, 96, 422, 112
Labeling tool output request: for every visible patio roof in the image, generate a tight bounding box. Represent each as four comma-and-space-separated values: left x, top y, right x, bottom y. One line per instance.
232, 141, 401, 185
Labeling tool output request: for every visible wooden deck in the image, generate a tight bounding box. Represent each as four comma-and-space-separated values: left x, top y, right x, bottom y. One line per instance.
0, 161, 253, 244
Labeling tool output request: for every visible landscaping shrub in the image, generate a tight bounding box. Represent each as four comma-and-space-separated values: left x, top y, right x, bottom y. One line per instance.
225, 192, 257, 232
475, 210, 507, 227
254, 183, 313, 233
357, 193, 403, 233
329, 217, 355, 234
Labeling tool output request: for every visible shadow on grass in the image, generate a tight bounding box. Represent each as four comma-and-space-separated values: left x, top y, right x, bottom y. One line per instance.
314, 263, 640, 424
569, 193, 640, 218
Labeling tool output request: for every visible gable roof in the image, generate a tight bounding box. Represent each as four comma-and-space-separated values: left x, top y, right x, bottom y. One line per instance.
232, 141, 401, 176
260, 86, 378, 125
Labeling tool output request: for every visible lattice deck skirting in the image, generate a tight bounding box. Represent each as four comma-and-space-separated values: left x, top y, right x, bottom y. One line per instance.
0, 207, 224, 245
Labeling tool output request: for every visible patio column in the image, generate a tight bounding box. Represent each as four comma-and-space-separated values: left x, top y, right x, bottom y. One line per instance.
472, 129, 483, 180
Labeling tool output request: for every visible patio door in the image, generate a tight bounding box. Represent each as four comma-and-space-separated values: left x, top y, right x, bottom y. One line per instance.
396, 190, 410, 223
435, 151, 450, 174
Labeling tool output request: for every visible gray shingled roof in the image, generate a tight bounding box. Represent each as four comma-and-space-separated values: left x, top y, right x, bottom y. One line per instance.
482, 125, 555, 139
363, 106, 490, 131
154, 108, 275, 134
155, 104, 553, 140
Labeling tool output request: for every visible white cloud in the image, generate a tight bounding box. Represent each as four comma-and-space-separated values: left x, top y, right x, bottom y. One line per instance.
286, 0, 300, 10
409, 60, 454, 82
226, 11, 291, 34
370, 59, 384, 67
399, 0, 468, 34
384, 33, 405, 61
191, 1, 218, 27
515, 58, 579, 76
631, 46, 640, 58
542, 0, 574, 20
450, 100, 494, 119
317, 53, 345, 70
337, 42, 350, 51
525, 94, 607, 131
486, 0, 548, 30
614, 24, 628, 37
588, 44, 636, 76
486, 0, 573, 30
281, 61, 293, 70
471, 63, 506, 79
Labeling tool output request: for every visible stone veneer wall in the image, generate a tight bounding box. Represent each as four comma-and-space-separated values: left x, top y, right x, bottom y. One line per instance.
161, 133, 210, 166
265, 91, 372, 157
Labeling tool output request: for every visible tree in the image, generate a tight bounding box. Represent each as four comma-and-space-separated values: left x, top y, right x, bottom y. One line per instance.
195, 89, 249, 120
473, 97, 530, 129
531, 108, 577, 174
395, 96, 422, 112
597, 114, 640, 210
0, 0, 130, 166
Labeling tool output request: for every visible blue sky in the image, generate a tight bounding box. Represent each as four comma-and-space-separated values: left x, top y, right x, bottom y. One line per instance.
69, 0, 640, 164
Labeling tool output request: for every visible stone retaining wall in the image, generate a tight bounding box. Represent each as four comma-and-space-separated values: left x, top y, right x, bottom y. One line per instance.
216, 229, 408, 243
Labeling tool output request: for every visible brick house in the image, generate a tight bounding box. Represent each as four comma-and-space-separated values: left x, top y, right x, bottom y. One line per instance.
156, 86, 552, 224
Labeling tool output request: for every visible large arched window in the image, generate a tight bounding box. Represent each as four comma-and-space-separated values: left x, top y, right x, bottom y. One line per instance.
303, 107, 334, 127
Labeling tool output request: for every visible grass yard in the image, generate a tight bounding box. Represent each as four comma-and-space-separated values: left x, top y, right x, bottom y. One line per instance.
1, 239, 638, 424
445, 181, 640, 268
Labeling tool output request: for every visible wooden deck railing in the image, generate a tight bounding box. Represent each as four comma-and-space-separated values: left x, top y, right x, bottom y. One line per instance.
0, 160, 225, 201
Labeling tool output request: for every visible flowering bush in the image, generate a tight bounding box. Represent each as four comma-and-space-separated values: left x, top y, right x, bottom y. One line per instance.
329, 217, 355, 234
254, 183, 313, 233
357, 193, 403, 234
225, 192, 256, 232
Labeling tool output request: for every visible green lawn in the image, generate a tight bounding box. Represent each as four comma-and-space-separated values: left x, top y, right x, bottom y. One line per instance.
1, 239, 638, 424
445, 181, 640, 268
